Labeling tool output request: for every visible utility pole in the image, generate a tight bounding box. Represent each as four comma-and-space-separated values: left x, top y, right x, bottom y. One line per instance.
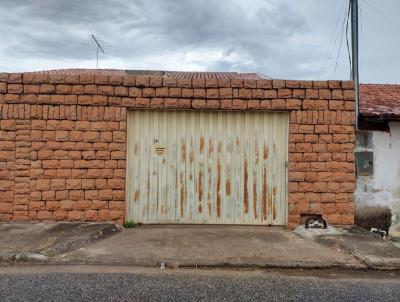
350, 0, 359, 129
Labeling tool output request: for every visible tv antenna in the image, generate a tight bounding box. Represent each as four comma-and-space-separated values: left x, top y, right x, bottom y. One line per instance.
91, 34, 106, 69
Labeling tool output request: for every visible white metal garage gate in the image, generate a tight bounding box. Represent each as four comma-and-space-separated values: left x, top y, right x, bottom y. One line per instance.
126, 110, 289, 225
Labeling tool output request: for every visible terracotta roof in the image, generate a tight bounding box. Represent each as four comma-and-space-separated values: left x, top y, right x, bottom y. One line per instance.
360, 84, 400, 120
28, 69, 126, 76
27, 68, 269, 80
164, 71, 268, 80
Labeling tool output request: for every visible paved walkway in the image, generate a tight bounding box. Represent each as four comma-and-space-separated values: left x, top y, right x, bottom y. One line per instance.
56, 225, 364, 268
1, 223, 399, 269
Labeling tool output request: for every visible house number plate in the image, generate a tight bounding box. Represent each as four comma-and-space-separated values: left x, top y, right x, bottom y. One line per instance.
155, 146, 166, 155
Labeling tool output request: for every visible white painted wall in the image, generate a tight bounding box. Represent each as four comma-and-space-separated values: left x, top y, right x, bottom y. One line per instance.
356, 122, 400, 231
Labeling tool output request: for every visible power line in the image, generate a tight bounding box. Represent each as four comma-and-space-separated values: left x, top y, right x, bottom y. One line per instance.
345, 0, 352, 79
362, 0, 400, 33
317, 0, 347, 79
332, 3, 351, 78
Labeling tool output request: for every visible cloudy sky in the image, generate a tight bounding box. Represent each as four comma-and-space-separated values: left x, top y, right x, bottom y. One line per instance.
0, 0, 399, 83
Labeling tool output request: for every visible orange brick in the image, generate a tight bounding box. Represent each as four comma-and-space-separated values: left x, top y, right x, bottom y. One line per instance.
298, 125, 314, 133
306, 89, 318, 99
8, 84, 23, 93
192, 99, 206, 109
97, 189, 112, 201
230, 79, 243, 88
206, 88, 218, 98
264, 90, 277, 99
277, 89, 292, 98
326, 213, 342, 224
292, 89, 305, 98
207, 99, 220, 109
123, 76, 136, 86
319, 89, 331, 99
83, 131, 99, 142
251, 89, 264, 99
238, 88, 251, 99
36, 179, 50, 191
162, 77, 176, 87
303, 100, 316, 110
143, 88, 156, 97
271, 99, 285, 109
109, 210, 124, 220
177, 98, 190, 108
59, 200, 76, 210
150, 98, 164, 108
69, 189, 84, 200
150, 77, 163, 87
36, 210, 52, 220
68, 210, 84, 221
115, 86, 128, 96
306, 192, 321, 203
51, 179, 65, 190
112, 190, 125, 200
322, 203, 337, 214
221, 99, 232, 109
85, 209, 98, 221
303, 153, 318, 161
108, 179, 124, 190
260, 100, 271, 109
135, 97, 150, 108
85, 188, 101, 199
96, 209, 109, 221
66, 179, 81, 190
271, 80, 285, 88
92, 95, 107, 105
332, 90, 343, 99
164, 98, 178, 108
193, 89, 206, 98
286, 99, 301, 109
341, 214, 354, 224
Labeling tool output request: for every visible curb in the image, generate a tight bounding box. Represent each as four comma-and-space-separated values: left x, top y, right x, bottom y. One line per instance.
4, 254, 400, 270
2, 255, 369, 270
0, 252, 48, 264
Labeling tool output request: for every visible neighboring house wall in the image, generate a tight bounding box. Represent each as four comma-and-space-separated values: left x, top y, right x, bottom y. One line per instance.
0, 73, 355, 227
356, 122, 400, 230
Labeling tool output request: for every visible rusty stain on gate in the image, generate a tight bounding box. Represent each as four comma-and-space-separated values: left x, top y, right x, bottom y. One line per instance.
126, 110, 288, 225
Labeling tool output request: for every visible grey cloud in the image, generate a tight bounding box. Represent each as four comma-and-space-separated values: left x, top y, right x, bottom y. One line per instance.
1, 0, 399, 82
0, 0, 308, 72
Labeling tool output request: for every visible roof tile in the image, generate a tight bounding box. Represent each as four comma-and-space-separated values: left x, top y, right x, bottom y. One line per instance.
26, 68, 269, 80
360, 84, 400, 120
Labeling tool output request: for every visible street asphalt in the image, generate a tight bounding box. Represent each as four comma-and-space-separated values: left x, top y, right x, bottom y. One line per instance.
0, 266, 399, 302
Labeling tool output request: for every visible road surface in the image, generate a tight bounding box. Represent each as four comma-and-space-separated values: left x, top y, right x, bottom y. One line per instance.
0, 266, 399, 302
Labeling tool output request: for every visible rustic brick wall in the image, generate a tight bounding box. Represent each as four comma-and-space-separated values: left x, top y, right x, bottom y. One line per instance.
0, 72, 355, 226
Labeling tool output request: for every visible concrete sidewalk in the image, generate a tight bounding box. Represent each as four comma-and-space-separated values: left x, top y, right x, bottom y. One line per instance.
296, 225, 400, 269
0, 222, 121, 262
55, 225, 364, 269
1, 223, 399, 270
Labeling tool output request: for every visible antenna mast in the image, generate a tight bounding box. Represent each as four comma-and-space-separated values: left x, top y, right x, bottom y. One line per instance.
91, 34, 105, 69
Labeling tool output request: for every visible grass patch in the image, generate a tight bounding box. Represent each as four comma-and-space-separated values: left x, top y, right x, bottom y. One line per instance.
123, 220, 136, 228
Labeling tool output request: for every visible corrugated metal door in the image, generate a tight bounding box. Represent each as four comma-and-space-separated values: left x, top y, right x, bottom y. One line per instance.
126, 110, 288, 225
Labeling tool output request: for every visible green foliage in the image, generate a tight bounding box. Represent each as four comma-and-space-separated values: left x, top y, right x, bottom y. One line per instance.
123, 220, 136, 228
